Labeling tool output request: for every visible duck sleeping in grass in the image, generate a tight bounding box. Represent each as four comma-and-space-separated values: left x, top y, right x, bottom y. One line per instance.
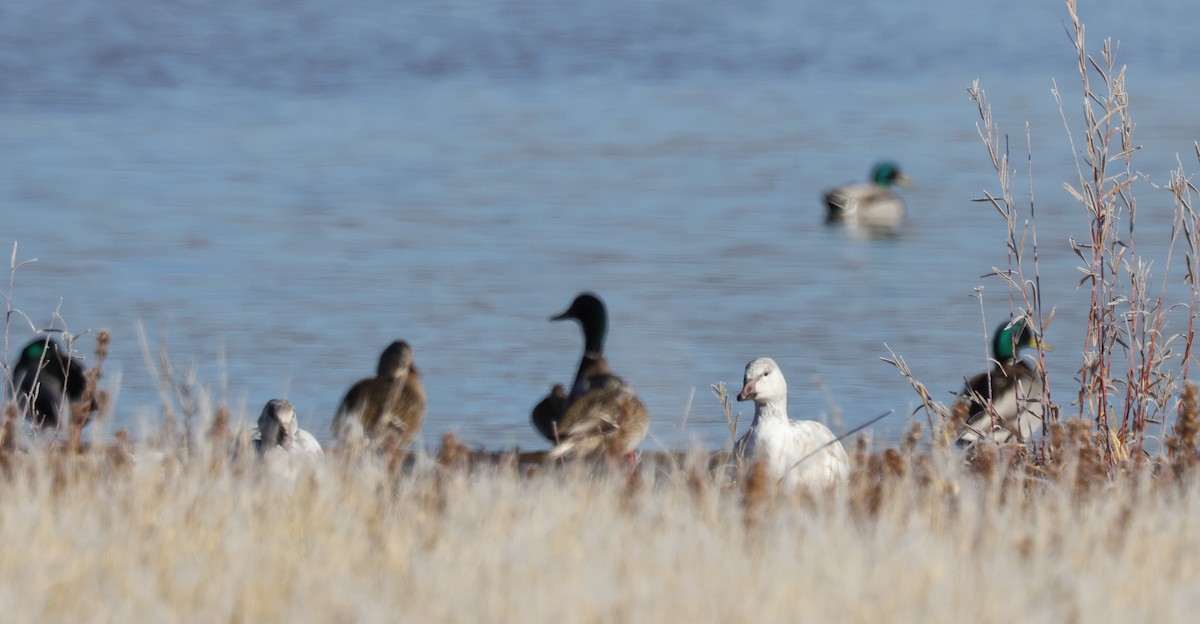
534, 293, 649, 461
955, 318, 1047, 446
734, 358, 849, 490
824, 161, 912, 229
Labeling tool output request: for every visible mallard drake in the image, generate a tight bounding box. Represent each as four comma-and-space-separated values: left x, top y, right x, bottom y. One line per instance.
955, 318, 1046, 446
529, 293, 611, 443
253, 399, 324, 459
541, 293, 649, 461
11, 337, 87, 429
332, 340, 426, 448
823, 161, 912, 229
734, 358, 849, 489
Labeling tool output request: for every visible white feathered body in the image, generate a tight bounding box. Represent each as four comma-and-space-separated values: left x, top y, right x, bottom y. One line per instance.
735, 357, 849, 490
254, 428, 324, 459
252, 399, 324, 479
736, 408, 849, 490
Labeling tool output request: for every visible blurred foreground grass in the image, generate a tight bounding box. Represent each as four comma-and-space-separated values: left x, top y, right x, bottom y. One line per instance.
0, 431, 1198, 622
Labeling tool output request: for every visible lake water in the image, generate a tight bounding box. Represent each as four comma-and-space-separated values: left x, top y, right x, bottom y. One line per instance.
2, 0, 1199, 450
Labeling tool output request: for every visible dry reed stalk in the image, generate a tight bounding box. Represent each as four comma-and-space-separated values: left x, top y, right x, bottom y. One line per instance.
880, 345, 950, 436
1170, 145, 1200, 382
620, 466, 643, 514
437, 431, 471, 470
104, 428, 134, 474
59, 329, 110, 452
208, 404, 230, 444
1, 244, 39, 448
0, 403, 15, 471
710, 381, 738, 448
136, 322, 201, 450
966, 82, 1055, 457
847, 445, 907, 520
379, 433, 408, 477
1166, 382, 1200, 470
1043, 418, 1110, 495
1, 244, 39, 405
741, 459, 769, 529
1053, 0, 1191, 460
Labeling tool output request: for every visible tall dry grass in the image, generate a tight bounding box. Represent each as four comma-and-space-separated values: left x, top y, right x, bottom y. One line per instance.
0, 435, 1199, 622
893, 0, 1200, 469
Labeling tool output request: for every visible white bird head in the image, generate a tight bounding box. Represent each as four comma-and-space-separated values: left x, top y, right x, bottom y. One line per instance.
258, 399, 300, 450
737, 358, 787, 405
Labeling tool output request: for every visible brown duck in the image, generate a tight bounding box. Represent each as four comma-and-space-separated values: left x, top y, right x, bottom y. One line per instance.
332, 340, 426, 448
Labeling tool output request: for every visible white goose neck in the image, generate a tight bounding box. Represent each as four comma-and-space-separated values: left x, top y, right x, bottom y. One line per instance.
752, 398, 789, 425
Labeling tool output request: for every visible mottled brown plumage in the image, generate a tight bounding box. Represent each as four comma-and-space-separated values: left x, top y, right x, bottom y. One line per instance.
332, 340, 426, 448
548, 377, 650, 461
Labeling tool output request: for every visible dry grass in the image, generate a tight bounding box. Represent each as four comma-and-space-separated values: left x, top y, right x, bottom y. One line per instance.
0, 438, 1195, 622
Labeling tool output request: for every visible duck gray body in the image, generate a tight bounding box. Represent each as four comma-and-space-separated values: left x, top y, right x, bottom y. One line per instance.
824, 161, 912, 230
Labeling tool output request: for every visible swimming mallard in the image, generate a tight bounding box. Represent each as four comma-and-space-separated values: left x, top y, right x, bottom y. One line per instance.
823, 161, 912, 229
11, 337, 87, 429
332, 340, 426, 448
254, 399, 324, 459
734, 358, 849, 489
955, 318, 1046, 446
539, 293, 649, 460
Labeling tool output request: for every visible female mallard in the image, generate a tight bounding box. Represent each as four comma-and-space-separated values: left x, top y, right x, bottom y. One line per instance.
539, 293, 649, 461
955, 318, 1046, 446
253, 399, 324, 461
332, 340, 426, 448
823, 161, 912, 229
11, 337, 87, 429
734, 358, 849, 489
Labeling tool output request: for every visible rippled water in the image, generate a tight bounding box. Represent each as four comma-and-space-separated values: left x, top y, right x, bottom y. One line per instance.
2, 0, 1199, 448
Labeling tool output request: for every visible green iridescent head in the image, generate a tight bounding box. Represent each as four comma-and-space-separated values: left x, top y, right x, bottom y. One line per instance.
20, 338, 61, 362
22, 341, 46, 360
993, 318, 1039, 362
871, 162, 912, 188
